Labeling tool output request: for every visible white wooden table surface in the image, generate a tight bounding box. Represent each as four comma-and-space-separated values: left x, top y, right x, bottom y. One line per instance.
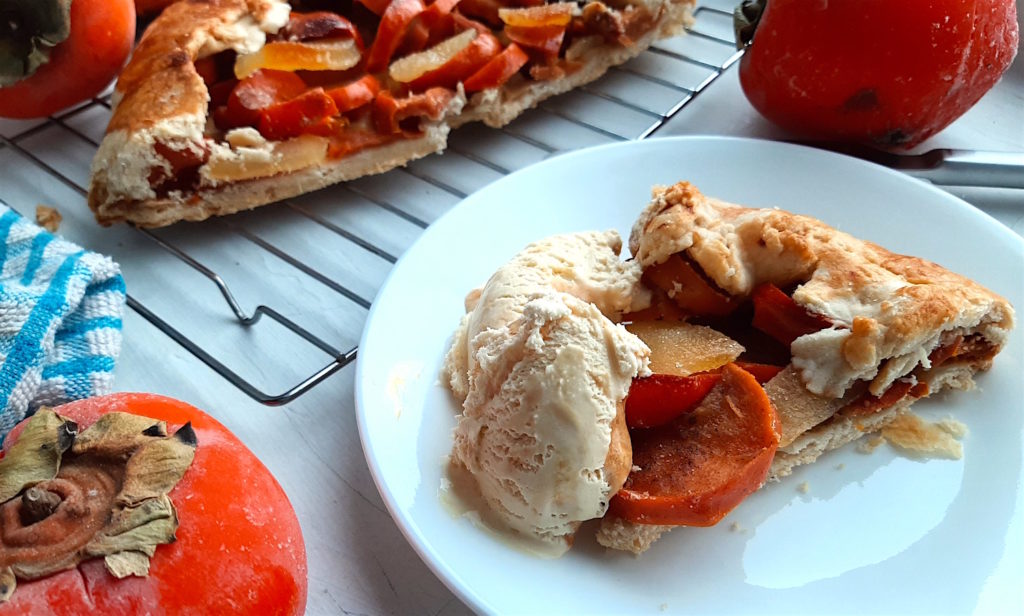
0, 2, 1020, 614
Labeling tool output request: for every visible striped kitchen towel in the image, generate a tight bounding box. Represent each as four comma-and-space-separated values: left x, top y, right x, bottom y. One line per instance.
0, 204, 126, 440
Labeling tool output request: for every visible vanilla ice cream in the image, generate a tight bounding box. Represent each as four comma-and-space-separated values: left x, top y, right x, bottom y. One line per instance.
442, 231, 650, 555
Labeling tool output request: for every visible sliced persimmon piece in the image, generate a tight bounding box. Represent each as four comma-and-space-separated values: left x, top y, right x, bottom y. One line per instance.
194, 57, 219, 86
327, 75, 381, 112
280, 11, 364, 48
503, 23, 567, 57
622, 286, 688, 322
205, 135, 328, 182
463, 42, 528, 92
222, 69, 308, 129
365, 0, 427, 73
372, 87, 454, 134
751, 283, 832, 346
626, 321, 744, 377
235, 39, 361, 79
610, 363, 780, 526
457, 0, 503, 25
398, 0, 463, 54
257, 88, 339, 140
762, 364, 843, 449
498, 3, 575, 27
642, 253, 738, 316
842, 380, 929, 417
733, 361, 784, 384
624, 373, 720, 430
356, 0, 392, 15
324, 127, 393, 159
394, 29, 502, 91
389, 28, 476, 83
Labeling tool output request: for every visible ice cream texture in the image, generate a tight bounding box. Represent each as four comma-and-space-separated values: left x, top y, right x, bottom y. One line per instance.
442, 231, 651, 555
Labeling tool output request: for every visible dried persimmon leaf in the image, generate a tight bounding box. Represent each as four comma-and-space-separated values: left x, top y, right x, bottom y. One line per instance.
116, 424, 197, 506
72, 412, 167, 457
0, 409, 75, 503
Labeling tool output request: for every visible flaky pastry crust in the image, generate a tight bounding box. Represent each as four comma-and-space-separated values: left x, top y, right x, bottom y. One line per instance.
597, 181, 1016, 555
629, 182, 1015, 398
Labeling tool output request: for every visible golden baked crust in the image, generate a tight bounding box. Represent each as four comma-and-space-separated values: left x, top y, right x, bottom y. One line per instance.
110, 0, 286, 134
629, 181, 1015, 398
87, 0, 695, 227
90, 123, 454, 227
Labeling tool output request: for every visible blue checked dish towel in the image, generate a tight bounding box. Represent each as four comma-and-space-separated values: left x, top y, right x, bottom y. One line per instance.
0, 204, 126, 440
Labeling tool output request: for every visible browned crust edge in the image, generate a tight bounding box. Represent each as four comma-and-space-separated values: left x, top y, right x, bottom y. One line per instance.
90, 126, 450, 227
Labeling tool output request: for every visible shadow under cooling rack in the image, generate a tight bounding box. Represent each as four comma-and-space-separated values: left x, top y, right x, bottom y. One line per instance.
0, 2, 742, 405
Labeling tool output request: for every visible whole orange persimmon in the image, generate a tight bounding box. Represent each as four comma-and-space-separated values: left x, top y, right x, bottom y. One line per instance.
1, 394, 308, 615
0, 0, 136, 118
736, 0, 1019, 148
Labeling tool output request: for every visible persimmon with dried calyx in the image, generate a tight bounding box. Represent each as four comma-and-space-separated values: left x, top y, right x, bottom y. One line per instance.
0, 0, 135, 118
735, 0, 1019, 148
0, 393, 307, 615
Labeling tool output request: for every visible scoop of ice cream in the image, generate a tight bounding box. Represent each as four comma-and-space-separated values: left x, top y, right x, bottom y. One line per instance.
442, 231, 650, 555
444, 230, 650, 399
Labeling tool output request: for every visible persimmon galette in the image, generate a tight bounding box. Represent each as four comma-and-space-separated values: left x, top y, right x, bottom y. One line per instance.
87, 0, 695, 226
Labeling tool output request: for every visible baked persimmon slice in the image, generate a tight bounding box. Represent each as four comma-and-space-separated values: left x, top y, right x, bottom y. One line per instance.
751, 283, 832, 346
610, 363, 780, 526
642, 253, 738, 317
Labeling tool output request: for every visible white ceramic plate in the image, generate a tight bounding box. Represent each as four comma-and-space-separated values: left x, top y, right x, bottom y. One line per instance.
355, 137, 1024, 615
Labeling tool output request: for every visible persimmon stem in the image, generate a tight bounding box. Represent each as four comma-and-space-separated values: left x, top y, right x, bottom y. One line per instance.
20, 486, 61, 525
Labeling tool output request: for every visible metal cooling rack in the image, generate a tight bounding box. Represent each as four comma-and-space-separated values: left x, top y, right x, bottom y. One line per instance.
0, 1, 742, 406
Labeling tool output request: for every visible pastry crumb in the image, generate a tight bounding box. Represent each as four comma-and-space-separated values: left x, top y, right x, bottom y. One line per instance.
835, 463, 845, 470
36, 205, 61, 232
857, 434, 885, 454
797, 481, 810, 494
659, 603, 668, 612
935, 416, 969, 439
729, 521, 746, 533
880, 413, 965, 459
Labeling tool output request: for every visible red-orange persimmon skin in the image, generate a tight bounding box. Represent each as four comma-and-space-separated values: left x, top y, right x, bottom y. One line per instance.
738, 0, 1019, 148
0, 0, 136, 118
1, 393, 308, 616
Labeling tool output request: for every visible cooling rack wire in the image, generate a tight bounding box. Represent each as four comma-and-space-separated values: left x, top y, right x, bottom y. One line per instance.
0, 1, 742, 405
